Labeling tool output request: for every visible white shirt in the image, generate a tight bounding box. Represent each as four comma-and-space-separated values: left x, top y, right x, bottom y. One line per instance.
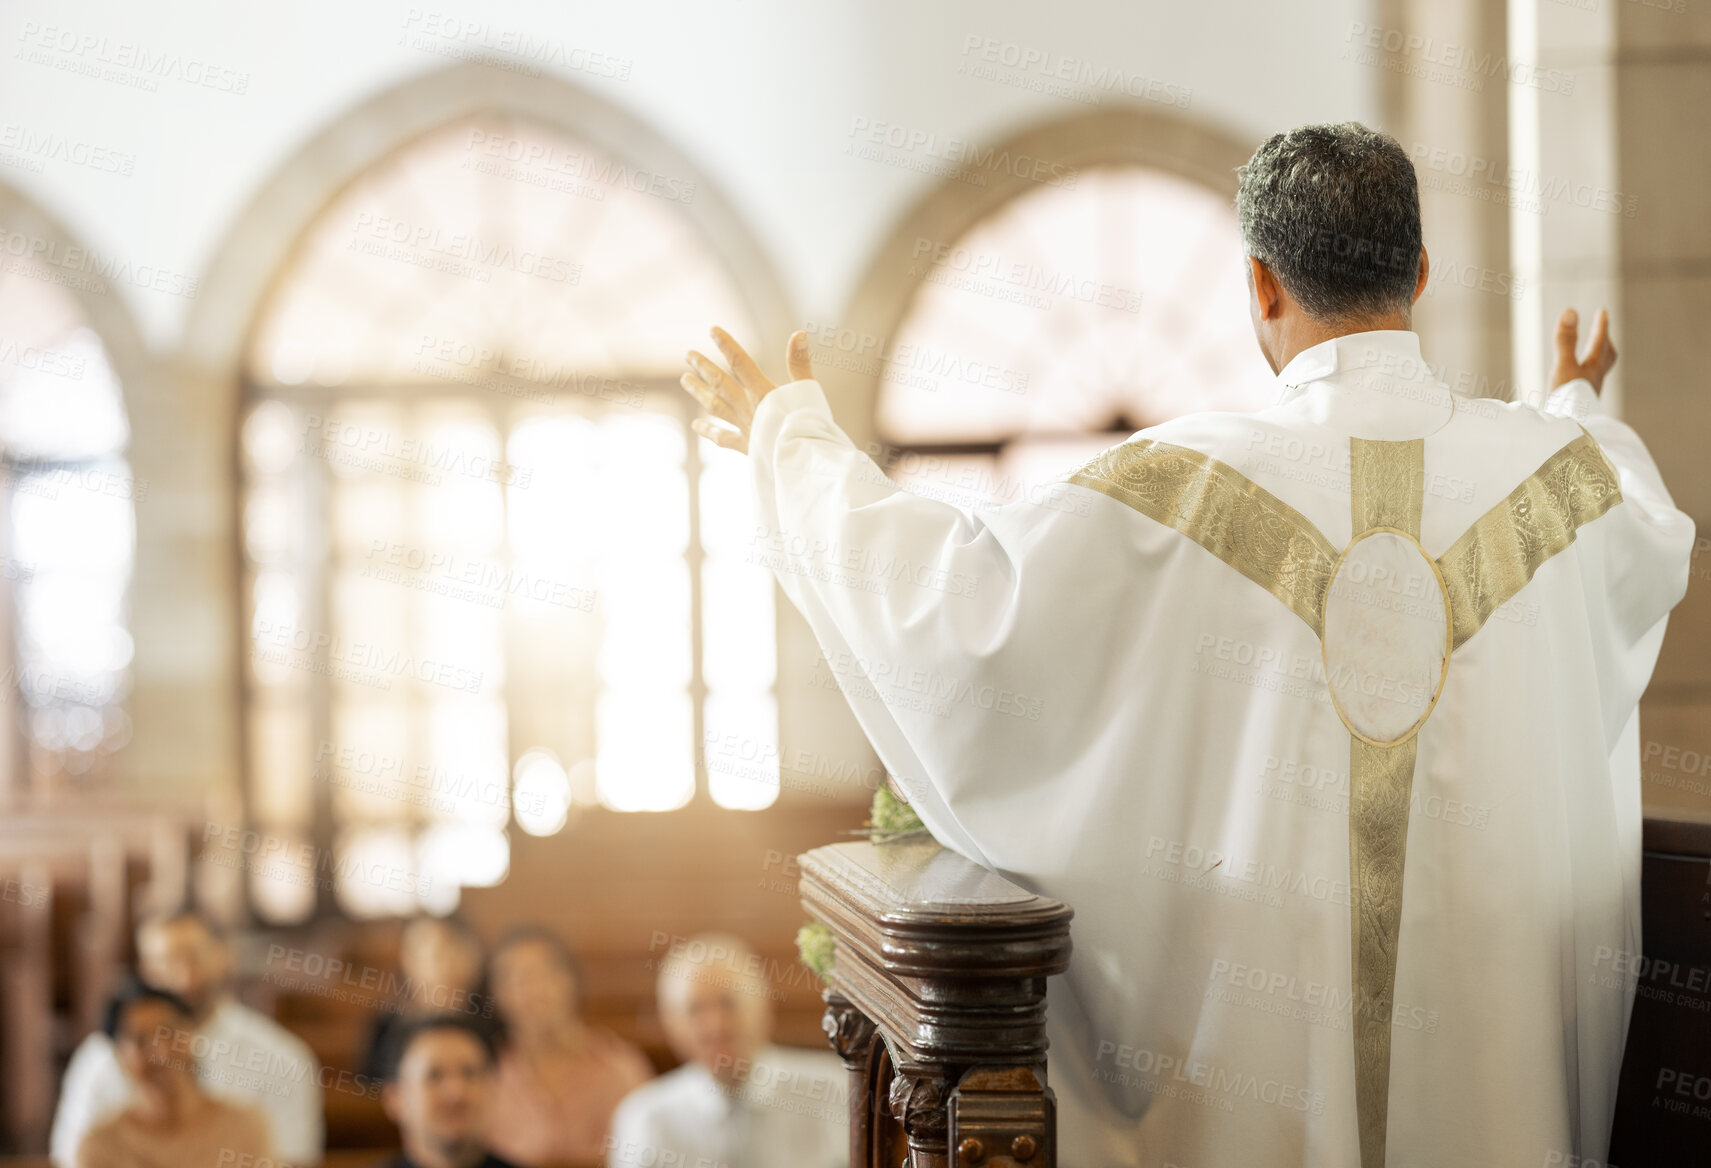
50, 997, 326, 1167
744, 329, 1694, 1167
606, 1043, 846, 1168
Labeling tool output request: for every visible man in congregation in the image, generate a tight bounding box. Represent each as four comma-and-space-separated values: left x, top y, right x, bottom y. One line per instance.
606, 932, 845, 1168
374, 1014, 519, 1168
51, 908, 324, 1168
680, 123, 1695, 1166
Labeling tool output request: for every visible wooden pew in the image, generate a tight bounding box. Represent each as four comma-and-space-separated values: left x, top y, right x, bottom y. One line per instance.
0, 804, 193, 1151
1609, 816, 1711, 1162
1, 860, 52, 1153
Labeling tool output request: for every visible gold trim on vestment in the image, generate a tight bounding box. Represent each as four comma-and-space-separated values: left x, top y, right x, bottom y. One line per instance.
1341, 439, 1428, 1168
1348, 731, 1420, 1168
1067, 439, 1339, 636
1436, 429, 1623, 650
1350, 437, 1424, 538
1064, 425, 1629, 1168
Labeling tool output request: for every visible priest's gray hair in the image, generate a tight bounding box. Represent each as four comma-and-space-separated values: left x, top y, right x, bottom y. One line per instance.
1235, 122, 1423, 323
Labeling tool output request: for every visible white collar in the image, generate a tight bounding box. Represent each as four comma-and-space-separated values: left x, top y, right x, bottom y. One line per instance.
1271, 329, 1457, 439
1273, 330, 1430, 399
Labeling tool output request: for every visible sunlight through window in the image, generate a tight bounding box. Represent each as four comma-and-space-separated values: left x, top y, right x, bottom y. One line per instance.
240, 115, 772, 921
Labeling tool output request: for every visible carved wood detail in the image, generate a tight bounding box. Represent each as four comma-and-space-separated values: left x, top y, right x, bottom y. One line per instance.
801, 840, 1072, 1168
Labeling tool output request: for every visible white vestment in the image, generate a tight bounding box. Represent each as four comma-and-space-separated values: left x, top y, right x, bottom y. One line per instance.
745, 329, 1694, 1167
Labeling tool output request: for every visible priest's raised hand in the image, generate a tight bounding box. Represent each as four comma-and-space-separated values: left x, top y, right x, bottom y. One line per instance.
680, 327, 814, 453
1550, 306, 1618, 395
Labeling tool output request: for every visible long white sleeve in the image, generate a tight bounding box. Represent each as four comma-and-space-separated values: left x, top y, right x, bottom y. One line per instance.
746, 378, 1129, 871
1543, 378, 1696, 736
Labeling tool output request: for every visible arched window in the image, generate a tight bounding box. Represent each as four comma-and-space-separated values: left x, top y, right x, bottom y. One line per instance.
240, 114, 779, 923
0, 266, 135, 793
855, 124, 1276, 505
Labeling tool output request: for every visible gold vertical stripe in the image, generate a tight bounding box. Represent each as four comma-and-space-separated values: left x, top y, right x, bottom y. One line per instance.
1350, 437, 1425, 538
1348, 732, 1420, 1168
1344, 438, 1428, 1168
1435, 429, 1623, 650
1066, 439, 1339, 636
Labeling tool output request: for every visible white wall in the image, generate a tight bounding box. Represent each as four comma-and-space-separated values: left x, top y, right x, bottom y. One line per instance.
0, 0, 1379, 350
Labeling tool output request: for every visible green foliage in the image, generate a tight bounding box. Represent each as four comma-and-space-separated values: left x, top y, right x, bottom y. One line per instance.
794, 789, 928, 990
868, 785, 926, 843
796, 921, 835, 983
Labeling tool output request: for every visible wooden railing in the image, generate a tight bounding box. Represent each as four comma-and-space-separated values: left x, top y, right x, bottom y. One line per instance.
0, 803, 193, 1151
797, 838, 1072, 1168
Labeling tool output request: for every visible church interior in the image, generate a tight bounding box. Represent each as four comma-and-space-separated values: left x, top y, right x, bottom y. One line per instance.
1, 0, 1709, 1164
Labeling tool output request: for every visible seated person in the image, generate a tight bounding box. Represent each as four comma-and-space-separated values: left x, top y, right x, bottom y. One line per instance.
366, 913, 496, 1082
75, 978, 273, 1168
483, 926, 653, 1167
606, 933, 846, 1168
374, 1013, 519, 1168
51, 908, 323, 1168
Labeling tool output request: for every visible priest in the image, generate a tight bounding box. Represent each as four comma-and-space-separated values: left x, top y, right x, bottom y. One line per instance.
680, 122, 1695, 1167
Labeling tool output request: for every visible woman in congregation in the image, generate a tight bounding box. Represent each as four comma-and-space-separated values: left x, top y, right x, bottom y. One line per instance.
75, 979, 274, 1168
482, 926, 654, 1167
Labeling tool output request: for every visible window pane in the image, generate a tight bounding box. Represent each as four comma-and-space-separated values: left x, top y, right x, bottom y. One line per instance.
700, 556, 774, 692
248, 570, 307, 692
595, 413, 687, 553
335, 824, 422, 918
412, 408, 504, 555
244, 483, 300, 566
696, 452, 759, 558
250, 702, 314, 826
246, 116, 755, 387
705, 690, 778, 810
328, 702, 412, 821
513, 749, 573, 837
598, 558, 690, 688
243, 400, 300, 476
877, 166, 1276, 443
314, 403, 402, 482
596, 688, 692, 811
330, 569, 412, 691
249, 826, 317, 925
508, 415, 598, 563
419, 822, 510, 890
425, 698, 509, 827
0, 326, 128, 462
414, 590, 504, 693
334, 480, 408, 556
12, 474, 134, 771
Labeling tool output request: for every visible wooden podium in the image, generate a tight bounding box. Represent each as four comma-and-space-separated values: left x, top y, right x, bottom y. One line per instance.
798, 839, 1073, 1168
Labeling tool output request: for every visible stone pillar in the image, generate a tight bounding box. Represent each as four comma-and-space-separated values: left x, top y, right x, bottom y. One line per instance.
1605, 0, 1711, 818
1372, 0, 1515, 398
1506, 0, 1711, 819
